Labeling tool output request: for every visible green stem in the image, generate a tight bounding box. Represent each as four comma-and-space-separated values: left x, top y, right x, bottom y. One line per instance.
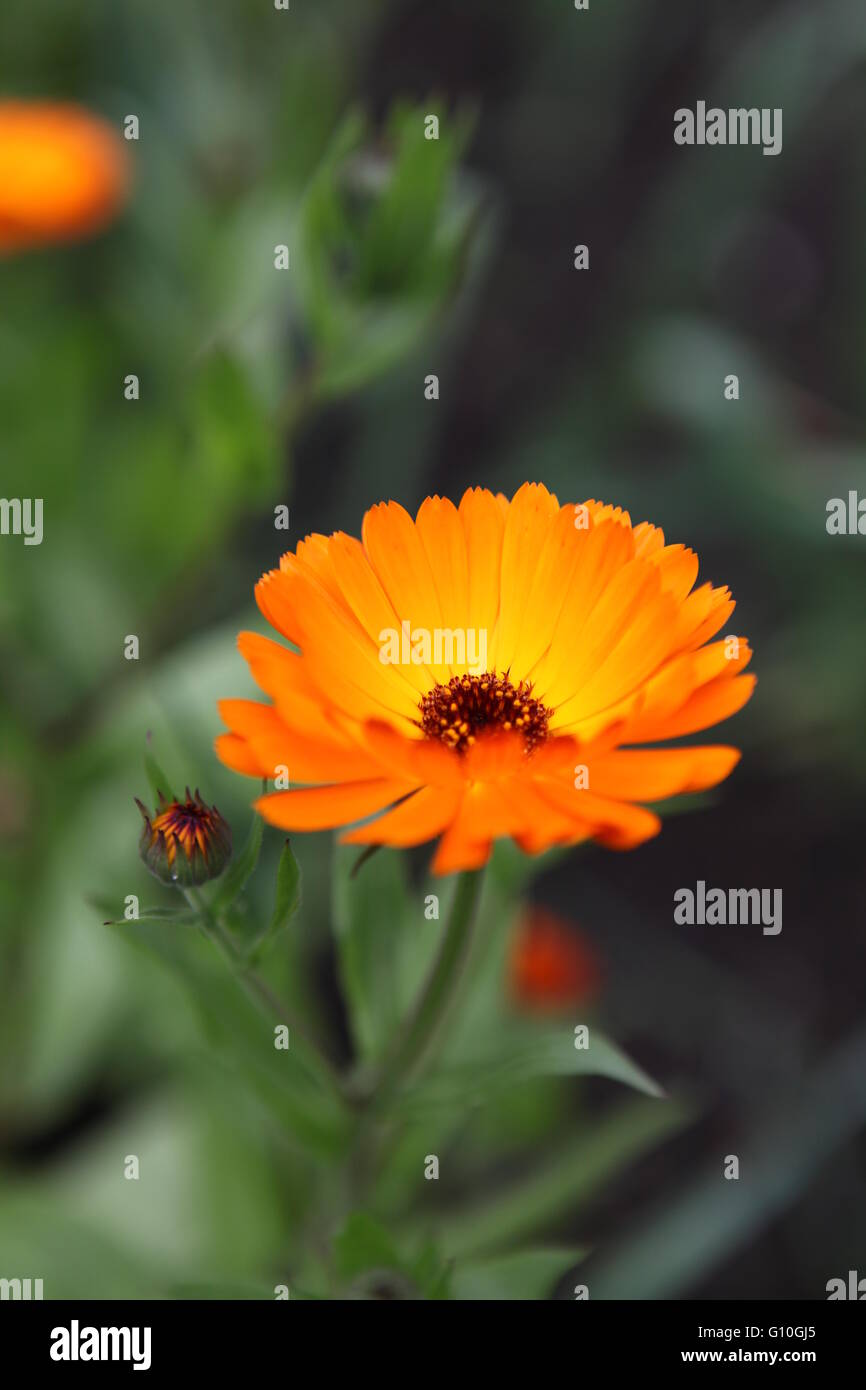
183, 886, 342, 1094
366, 868, 484, 1111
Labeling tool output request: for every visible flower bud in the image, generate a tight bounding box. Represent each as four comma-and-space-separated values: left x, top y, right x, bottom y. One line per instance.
0, 101, 129, 254
136, 788, 232, 887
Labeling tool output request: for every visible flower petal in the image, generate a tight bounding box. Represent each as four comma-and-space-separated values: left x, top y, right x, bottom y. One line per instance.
255, 778, 415, 831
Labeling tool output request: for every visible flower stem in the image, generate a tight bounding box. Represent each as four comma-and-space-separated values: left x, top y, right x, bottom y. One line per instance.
184, 886, 290, 1024
183, 886, 342, 1094
366, 868, 484, 1110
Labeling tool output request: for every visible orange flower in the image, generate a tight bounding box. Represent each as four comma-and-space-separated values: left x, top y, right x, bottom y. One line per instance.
510, 906, 600, 1013
216, 485, 755, 874
0, 101, 128, 253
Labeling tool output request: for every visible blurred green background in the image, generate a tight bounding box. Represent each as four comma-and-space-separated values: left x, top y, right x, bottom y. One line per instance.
1, 0, 866, 1299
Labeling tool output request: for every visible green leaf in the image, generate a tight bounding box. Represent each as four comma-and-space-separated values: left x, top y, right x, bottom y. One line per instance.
103, 907, 199, 927
451, 1246, 587, 1301
233, 838, 302, 963
211, 806, 263, 914
90, 895, 198, 927
333, 1214, 451, 1299
267, 839, 301, 938
0, 1192, 170, 1300
357, 102, 470, 295
297, 103, 485, 400
334, 1213, 403, 1282
434, 1096, 692, 1261
171, 1281, 277, 1300
487, 838, 578, 894
397, 1022, 663, 1117
187, 352, 278, 506
332, 842, 434, 1060
410, 1241, 453, 1300
107, 917, 350, 1156
144, 750, 178, 806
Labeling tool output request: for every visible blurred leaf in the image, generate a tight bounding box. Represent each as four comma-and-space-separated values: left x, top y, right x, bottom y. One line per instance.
486, 838, 575, 896
333, 1213, 451, 1299
235, 837, 302, 964
88, 894, 187, 926
397, 1022, 662, 1117
434, 1095, 691, 1261
171, 1281, 276, 1300
265, 840, 301, 941
144, 750, 178, 806
186, 351, 278, 506
334, 1212, 402, 1282
212, 805, 264, 914
357, 101, 472, 295
102, 908, 199, 927
38, 1087, 270, 1276
106, 918, 349, 1156
411, 1241, 453, 1300
452, 1246, 586, 1300
297, 103, 486, 398
332, 843, 434, 1060
0, 1192, 170, 1300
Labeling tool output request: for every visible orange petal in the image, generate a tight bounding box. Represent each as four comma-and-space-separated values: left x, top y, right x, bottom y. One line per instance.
341, 784, 463, 847
535, 780, 662, 849
217, 697, 378, 781
459, 486, 505, 637
651, 543, 699, 602
255, 778, 415, 831
271, 560, 422, 724
630, 673, 756, 743
214, 732, 262, 777
236, 631, 349, 744
362, 500, 448, 681
510, 502, 587, 680
532, 517, 634, 700
326, 533, 433, 694
493, 482, 560, 673
415, 495, 471, 643
587, 745, 741, 800
545, 560, 665, 714
358, 719, 463, 786
431, 792, 494, 874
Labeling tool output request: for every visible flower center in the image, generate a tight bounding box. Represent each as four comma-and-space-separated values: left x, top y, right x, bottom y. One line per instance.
419, 672, 551, 754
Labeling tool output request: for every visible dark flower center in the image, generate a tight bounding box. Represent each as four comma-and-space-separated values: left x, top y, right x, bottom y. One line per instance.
419, 672, 550, 754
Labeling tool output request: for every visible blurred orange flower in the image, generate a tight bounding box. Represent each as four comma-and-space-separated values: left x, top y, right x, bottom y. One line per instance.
509, 905, 600, 1012
217, 484, 755, 874
0, 100, 128, 253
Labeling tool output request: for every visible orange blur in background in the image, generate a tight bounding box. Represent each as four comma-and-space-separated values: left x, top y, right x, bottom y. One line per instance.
509, 905, 601, 1013
0, 101, 129, 253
